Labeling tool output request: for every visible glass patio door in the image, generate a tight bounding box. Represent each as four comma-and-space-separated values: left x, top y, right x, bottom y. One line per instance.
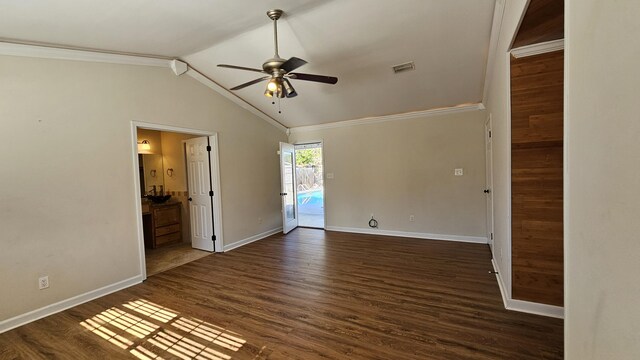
279, 142, 298, 234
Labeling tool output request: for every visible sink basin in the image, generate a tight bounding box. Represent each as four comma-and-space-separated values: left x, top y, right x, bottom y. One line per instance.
147, 195, 171, 204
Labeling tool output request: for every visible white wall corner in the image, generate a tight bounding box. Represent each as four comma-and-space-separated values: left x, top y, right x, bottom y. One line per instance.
0, 275, 143, 334
170, 59, 189, 76
223, 227, 282, 252
492, 259, 564, 319
482, 0, 507, 104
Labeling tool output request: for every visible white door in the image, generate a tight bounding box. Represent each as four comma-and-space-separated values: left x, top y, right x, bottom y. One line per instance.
186, 137, 214, 252
280, 142, 298, 234
485, 115, 495, 253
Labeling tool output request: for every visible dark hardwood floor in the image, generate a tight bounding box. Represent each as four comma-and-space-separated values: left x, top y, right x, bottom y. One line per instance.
0, 229, 563, 359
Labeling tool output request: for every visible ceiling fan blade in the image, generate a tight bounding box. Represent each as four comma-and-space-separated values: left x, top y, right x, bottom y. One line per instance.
288, 72, 338, 85
280, 57, 308, 73
230, 76, 270, 90
218, 64, 266, 73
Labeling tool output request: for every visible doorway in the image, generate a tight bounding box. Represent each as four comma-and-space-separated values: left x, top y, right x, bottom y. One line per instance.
294, 142, 325, 229
132, 122, 223, 279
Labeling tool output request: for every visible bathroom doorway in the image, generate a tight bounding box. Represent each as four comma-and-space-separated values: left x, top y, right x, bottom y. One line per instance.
294, 142, 325, 229
132, 122, 223, 279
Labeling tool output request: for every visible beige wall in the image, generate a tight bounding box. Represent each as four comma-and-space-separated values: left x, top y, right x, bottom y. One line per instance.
290, 110, 487, 239
483, 0, 528, 298
0, 55, 286, 323
565, 1, 640, 358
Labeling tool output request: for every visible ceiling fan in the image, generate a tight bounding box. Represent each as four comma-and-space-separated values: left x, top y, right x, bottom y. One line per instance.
218, 9, 338, 99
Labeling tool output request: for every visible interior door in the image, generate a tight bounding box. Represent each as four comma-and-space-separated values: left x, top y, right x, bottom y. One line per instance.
484, 115, 495, 253
280, 142, 298, 234
186, 137, 214, 252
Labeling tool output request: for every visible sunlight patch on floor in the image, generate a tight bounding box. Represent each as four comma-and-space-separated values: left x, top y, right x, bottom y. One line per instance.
80, 299, 248, 360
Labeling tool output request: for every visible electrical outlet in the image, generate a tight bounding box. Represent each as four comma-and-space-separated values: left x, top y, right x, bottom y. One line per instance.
258, 217, 262, 224
454, 168, 464, 176
38, 276, 49, 290
409, 215, 415, 222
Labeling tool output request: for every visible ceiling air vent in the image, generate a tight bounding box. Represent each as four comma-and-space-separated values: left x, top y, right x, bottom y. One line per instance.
392, 61, 415, 74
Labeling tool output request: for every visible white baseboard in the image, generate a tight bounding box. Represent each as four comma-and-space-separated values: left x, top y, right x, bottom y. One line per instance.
325, 226, 488, 244
507, 298, 564, 319
491, 259, 564, 319
492, 258, 510, 309
0, 275, 143, 334
223, 227, 282, 252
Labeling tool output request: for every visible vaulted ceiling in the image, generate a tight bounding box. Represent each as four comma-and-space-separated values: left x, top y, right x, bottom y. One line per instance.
0, 0, 497, 128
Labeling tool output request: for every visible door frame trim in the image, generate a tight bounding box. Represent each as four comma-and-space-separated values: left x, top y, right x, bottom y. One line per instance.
484, 115, 495, 254
293, 140, 326, 229
131, 121, 224, 280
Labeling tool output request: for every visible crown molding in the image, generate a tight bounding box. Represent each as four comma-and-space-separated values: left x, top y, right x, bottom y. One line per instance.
0, 41, 287, 133
511, 39, 564, 59
289, 103, 485, 134
0, 42, 171, 67
186, 68, 287, 133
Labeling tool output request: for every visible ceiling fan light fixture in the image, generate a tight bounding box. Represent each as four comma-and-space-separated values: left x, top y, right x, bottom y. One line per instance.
219, 8, 338, 102
267, 78, 279, 92
283, 79, 297, 98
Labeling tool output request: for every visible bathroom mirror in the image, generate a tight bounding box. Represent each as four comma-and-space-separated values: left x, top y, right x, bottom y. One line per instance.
139, 154, 165, 196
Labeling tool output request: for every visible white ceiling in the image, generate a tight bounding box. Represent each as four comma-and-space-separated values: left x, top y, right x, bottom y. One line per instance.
0, 0, 496, 128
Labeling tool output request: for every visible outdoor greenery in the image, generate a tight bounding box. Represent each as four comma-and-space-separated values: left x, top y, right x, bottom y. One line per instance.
296, 148, 322, 167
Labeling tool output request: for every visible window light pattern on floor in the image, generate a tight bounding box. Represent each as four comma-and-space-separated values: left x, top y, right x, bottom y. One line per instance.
80, 299, 251, 360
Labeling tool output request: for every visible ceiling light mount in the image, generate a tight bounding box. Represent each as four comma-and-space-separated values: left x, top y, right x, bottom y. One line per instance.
266, 9, 283, 21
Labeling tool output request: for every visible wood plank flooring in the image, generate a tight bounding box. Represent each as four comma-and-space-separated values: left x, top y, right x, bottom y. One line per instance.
0, 229, 563, 359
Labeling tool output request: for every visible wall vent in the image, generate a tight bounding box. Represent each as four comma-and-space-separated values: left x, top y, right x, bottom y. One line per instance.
392, 61, 415, 74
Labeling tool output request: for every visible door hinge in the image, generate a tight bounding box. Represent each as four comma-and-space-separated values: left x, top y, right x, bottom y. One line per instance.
491, 233, 494, 240
212, 235, 216, 241
489, 130, 492, 138
209, 190, 214, 196
206, 145, 212, 151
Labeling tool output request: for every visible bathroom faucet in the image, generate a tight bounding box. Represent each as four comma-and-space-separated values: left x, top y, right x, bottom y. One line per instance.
149, 185, 157, 196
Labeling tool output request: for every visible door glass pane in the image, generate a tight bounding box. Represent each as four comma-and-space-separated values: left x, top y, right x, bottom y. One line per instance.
284, 152, 295, 220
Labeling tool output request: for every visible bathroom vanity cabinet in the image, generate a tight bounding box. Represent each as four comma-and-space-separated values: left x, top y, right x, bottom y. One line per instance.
142, 202, 182, 248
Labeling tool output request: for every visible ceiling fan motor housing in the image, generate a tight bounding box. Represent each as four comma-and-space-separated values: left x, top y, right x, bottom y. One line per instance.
262, 58, 286, 76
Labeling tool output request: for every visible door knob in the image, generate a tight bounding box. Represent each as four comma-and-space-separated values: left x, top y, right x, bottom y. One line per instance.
188, 197, 193, 201
483, 189, 491, 194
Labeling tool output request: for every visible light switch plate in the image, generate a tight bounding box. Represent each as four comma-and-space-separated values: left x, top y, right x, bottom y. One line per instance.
454, 168, 464, 176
